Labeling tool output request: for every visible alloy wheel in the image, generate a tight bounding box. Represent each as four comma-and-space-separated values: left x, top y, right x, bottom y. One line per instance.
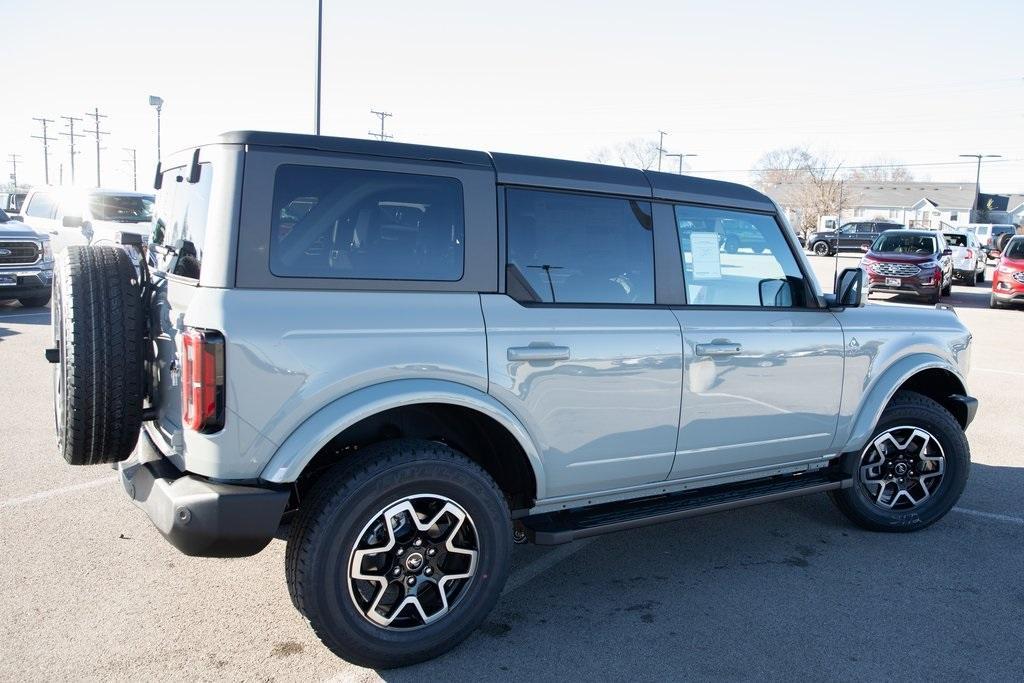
347, 494, 478, 630
858, 426, 945, 510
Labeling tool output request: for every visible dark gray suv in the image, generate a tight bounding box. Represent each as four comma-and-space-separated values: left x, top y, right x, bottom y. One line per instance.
809, 220, 903, 256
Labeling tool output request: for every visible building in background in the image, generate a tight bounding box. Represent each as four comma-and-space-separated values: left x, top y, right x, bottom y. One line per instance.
765, 181, 978, 233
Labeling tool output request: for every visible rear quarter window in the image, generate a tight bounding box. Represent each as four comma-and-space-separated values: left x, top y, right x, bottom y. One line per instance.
269, 165, 465, 282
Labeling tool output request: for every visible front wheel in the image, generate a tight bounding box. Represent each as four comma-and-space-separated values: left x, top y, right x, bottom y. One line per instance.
286, 440, 511, 669
829, 391, 969, 532
813, 241, 831, 257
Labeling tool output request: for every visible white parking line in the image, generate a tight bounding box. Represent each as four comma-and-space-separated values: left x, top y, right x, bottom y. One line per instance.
953, 506, 1024, 526
0, 477, 114, 509
972, 367, 1024, 378
502, 538, 596, 595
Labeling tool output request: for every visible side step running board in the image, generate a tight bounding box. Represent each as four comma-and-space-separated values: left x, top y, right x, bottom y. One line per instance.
522, 471, 852, 545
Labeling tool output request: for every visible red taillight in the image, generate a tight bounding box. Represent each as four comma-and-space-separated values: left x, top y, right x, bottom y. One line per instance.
181, 328, 225, 433
965, 249, 974, 259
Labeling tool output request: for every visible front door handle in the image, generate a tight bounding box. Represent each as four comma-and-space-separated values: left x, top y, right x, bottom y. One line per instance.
507, 346, 570, 362
695, 342, 743, 357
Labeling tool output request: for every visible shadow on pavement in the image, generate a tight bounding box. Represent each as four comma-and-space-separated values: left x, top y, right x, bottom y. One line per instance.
381, 462, 1023, 681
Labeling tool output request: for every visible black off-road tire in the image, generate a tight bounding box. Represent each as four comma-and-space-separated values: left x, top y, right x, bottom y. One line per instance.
829, 391, 969, 533
52, 246, 145, 466
286, 439, 512, 669
18, 293, 51, 307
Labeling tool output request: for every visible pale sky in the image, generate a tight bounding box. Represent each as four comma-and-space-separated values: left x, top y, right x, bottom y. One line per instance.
2, 0, 1022, 192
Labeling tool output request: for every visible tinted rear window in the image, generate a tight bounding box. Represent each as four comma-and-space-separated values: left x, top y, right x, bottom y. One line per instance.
269, 165, 465, 282
943, 233, 967, 247
507, 188, 654, 304
149, 164, 214, 279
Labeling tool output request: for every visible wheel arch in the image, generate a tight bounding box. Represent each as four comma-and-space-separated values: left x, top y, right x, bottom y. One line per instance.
260, 379, 546, 504
840, 355, 969, 454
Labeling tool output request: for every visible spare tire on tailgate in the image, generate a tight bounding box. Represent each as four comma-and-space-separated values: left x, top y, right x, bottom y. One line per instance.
52, 245, 145, 465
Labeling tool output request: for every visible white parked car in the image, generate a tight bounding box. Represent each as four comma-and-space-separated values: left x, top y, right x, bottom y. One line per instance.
942, 230, 986, 284
19, 188, 154, 258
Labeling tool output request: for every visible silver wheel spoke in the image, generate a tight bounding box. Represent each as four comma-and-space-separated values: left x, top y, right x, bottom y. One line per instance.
347, 494, 479, 631
857, 425, 946, 512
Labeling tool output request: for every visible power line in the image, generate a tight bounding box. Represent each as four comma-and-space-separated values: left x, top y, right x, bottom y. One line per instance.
59, 115, 84, 185
7, 153, 21, 189
84, 107, 109, 187
369, 109, 393, 141
31, 117, 55, 185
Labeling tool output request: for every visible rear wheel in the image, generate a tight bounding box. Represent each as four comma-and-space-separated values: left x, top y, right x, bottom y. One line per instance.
941, 276, 952, 296
286, 440, 511, 669
829, 391, 969, 532
52, 246, 145, 466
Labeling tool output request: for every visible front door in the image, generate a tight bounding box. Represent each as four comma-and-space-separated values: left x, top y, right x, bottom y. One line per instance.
668, 204, 845, 481
483, 188, 682, 500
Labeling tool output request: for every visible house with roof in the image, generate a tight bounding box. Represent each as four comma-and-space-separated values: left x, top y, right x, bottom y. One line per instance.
765, 181, 978, 232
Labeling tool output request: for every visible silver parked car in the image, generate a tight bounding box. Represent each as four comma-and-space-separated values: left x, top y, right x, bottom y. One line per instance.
48, 132, 977, 668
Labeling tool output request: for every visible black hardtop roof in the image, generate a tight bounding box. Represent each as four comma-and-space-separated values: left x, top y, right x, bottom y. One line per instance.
216, 130, 775, 210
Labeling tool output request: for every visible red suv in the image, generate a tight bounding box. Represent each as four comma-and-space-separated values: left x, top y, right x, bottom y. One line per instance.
991, 235, 1024, 309
862, 230, 953, 304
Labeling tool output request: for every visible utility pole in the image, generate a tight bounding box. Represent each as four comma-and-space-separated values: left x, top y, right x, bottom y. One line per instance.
314, 0, 323, 135
123, 147, 138, 191
32, 117, 55, 185
85, 107, 109, 187
8, 153, 21, 189
959, 153, 1001, 221
369, 109, 393, 141
60, 115, 84, 185
664, 152, 698, 175
656, 130, 668, 171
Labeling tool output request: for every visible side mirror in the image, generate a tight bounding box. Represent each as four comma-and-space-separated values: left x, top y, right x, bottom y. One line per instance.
62, 215, 83, 228
758, 278, 794, 307
859, 243, 870, 252
835, 267, 867, 308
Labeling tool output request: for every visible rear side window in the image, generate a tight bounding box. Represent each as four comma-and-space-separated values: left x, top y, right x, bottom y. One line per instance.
674, 205, 806, 307
506, 188, 654, 304
269, 165, 465, 282
25, 192, 57, 219
150, 164, 214, 279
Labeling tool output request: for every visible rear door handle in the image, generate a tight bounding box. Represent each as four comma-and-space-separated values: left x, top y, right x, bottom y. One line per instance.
507, 346, 570, 362
695, 342, 743, 357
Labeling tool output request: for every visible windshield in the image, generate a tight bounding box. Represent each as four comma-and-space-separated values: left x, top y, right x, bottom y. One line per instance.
88, 194, 154, 222
872, 233, 936, 254
943, 233, 967, 247
1004, 238, 1024, 260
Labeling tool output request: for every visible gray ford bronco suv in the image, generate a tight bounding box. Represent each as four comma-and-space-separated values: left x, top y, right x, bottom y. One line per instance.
48, 132, 977, 668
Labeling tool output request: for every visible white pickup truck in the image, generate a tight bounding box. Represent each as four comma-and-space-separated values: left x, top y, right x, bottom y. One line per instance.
19, 187, 154, 256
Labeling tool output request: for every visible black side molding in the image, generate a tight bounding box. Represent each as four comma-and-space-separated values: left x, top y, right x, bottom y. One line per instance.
522, 470, 851, 545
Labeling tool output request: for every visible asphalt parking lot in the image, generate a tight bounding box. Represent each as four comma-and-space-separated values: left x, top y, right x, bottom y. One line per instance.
1, 254, 1022, 682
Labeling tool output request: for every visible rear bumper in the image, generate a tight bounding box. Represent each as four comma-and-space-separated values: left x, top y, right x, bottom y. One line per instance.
118, 429, 289, 558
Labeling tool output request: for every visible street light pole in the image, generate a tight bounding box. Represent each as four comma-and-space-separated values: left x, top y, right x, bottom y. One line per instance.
959, 153, 1001, 220
149, 96, 164, 162
314, 0, 323, 135
664, 153, 698, 175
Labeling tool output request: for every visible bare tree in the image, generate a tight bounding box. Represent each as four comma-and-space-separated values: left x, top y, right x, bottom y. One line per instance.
753, 146, 857, 238
591, 138, 661, 170
845, 159, 915, 182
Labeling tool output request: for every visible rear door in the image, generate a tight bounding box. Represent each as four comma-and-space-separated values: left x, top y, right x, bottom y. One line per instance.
667, 203, 845, 481
483, 188, 682, 499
